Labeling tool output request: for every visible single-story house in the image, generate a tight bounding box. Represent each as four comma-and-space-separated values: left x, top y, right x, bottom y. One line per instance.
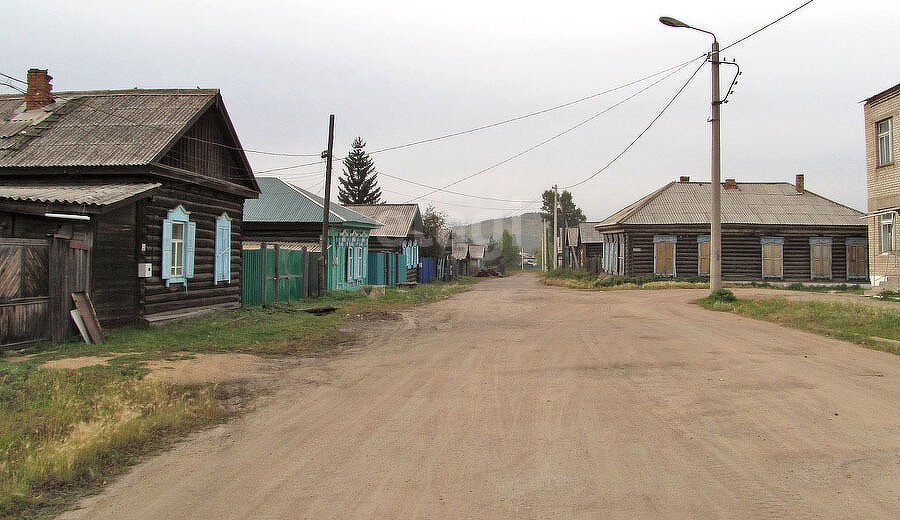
594, 175, 868, 282
242, 177, 381, 291
578, 222, 603, 273
0, 69, 260, 346
345, 203, 424, 282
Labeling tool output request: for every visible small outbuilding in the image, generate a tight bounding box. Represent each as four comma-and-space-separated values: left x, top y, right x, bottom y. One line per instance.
594, 176, 868, 282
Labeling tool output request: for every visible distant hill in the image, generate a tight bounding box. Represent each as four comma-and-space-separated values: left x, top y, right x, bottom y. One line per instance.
452, 212, 544, 254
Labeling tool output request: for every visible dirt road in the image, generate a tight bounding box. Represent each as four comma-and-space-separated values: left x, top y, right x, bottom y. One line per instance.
60, 275, 900, 519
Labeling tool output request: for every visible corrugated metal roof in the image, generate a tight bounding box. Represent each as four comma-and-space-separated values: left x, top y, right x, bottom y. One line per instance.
595, 181, 865, 229
0, 180, 160, 207
468, 244, 486, 260
345, 204, 424, 238
451, 242, 469, 260
242, 241, 321, 252
566, 227, 579, 246
579, 222, 602, 243
0, 90, 219, 168
244, 177, 381, 228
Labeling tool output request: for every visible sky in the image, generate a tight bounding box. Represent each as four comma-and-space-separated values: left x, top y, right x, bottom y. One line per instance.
4, 0, 898, 225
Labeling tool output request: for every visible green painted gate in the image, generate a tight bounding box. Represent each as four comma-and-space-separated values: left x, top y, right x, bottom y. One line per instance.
242, 246, 318, 306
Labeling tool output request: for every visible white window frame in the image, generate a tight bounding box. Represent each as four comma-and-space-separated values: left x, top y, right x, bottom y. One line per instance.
653, 235, 676, 277
171, 221, 185, 278
877, 118, 893, 167
880, 213, 895, 253
161, 205, 194, 287
761, 237, 784, 279
697, 235, 710, 276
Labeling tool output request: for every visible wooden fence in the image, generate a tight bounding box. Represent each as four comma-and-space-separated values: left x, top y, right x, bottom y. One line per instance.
242, 244, 320, 306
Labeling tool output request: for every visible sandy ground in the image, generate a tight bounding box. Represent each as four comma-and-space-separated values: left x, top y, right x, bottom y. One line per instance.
59, 275, 900, 519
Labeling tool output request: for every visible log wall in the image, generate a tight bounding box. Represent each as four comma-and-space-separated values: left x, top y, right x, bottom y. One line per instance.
92, 204, 138, 325
624, 225, 868, 281
139, 184, 245, 317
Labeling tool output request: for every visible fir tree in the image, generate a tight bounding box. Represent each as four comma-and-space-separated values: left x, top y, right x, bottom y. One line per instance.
337, 137, 382, 204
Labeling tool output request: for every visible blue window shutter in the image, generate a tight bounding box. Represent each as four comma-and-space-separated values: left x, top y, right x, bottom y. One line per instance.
214, 220, 223, 285
161, 217, 172, 284
224, 217, 231, 283
185, 221, 196, 279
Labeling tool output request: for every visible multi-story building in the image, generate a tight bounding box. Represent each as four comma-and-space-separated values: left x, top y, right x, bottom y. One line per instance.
864, 83, 900, 288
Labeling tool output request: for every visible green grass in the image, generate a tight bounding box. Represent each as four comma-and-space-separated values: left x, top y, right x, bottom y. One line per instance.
733, 281, 865, 294
542, 270, 709, 291
0, 277, 477, 519
697, 296, 900, 355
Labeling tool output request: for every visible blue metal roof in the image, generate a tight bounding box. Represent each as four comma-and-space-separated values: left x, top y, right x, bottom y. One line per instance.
244, 177, 381, 228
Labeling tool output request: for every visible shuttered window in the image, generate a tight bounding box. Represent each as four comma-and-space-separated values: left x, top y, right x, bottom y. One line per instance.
214, 214, 232, 284
846, 238, 867, 279
809, 238, 832, 279
697, 235, 710, 275
761, 237, 784, 279
161, 205, 195, 287
653, 235, 676, 276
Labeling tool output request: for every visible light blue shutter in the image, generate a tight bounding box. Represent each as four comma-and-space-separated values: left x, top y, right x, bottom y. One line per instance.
214, 219, 223, 284
185, 221, 196, 279
161, 217, 172, 284
223, 217, 231, 283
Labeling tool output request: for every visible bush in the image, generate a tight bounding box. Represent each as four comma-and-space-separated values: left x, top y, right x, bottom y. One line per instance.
709, 288, 736, 302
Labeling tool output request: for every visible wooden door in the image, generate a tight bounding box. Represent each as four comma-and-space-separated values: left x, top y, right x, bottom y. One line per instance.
0, 239, 50, 347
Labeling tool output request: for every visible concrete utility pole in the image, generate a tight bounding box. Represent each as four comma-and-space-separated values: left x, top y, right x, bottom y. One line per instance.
660, 16, 722, 292
560, 193, 568, 269
319, 114, 335, 296
552, 185, 559, 269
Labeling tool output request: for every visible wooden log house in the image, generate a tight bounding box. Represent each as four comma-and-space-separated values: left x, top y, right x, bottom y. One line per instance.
345, 203, 424, 283
594, 176, 868, 282
0, 69, 259, 347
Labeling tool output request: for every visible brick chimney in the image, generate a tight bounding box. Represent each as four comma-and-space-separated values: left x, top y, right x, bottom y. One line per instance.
25, 68, 54, 111
795, 174, 804, 194
679, 176, 690, 183
724, 178, 737, 190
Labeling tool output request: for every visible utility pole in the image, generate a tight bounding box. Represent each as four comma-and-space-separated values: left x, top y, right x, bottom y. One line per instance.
540, 218, 546, 271
552, 185, 559, 269
709, 40, 722, 291
560, 194, 568, 269
319, 114, 335, 296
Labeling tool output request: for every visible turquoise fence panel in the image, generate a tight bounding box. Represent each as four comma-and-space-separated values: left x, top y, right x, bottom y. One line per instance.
241, 249, 264, 306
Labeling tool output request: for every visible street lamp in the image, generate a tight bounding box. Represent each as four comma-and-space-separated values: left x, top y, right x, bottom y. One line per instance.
660, 16, 722, 292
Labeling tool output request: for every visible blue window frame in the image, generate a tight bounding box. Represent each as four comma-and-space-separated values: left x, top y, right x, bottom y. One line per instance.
161, 205, 195, 287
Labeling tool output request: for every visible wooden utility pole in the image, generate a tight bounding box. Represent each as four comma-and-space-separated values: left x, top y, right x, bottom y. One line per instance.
319, 114, 335, 296
552, 185, 559, 269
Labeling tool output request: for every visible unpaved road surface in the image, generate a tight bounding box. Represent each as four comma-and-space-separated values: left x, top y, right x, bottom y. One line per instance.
60, 275, 900, 519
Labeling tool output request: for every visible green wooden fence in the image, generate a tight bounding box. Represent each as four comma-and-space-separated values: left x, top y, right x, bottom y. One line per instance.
242, 245, 320, 306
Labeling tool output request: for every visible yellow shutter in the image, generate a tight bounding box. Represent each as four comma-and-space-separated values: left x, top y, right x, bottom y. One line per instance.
656, 242, 674, 275
699, 241, 710, 275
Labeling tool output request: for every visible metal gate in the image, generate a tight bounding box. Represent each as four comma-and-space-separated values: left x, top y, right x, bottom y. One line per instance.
0, 238, 50, 347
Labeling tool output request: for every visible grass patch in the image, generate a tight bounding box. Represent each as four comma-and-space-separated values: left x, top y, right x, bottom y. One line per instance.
0, 277, 477, 518
542, 271, 709, 291
734, 281, 865, 295
697, 296, 900, 355
876, 290, 900, 302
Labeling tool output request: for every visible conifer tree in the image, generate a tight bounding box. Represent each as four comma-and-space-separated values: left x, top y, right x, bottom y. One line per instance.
337, 137, 382, 204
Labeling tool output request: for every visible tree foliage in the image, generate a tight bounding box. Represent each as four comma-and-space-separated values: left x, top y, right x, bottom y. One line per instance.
421, 204, 448, 257
498, 230, 520, 269
337, 137, 382, 205
539, 189, 586, 227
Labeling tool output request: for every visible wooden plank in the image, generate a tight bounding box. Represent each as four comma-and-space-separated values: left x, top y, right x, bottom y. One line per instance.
72, 292, 104, 343
70, 309, 91, 344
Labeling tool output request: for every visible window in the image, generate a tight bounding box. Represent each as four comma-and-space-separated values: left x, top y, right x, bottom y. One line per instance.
356, 247, 363, 279
761, 237, 784, 279
880, 213, 895, 253
653, 235, 676, 276
346, 247, 353, 281
697, 235, 710, 276
877, 118, 893, 167
809, 237, 832, 279
846, 238, 867, 279
161, 206, 195, 287
214, 214, 232, 284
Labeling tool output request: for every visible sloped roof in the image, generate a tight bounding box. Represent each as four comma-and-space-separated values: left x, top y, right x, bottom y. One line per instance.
595, 181, 865, 229
243, 241, 321, 252
566, 227, 579, 247
468, 244, 486, 260
451, 242, 469, 260
345, 203, 424, 238
579, 222, 602, 243
0, 180, 160, 210
244, 177, 381, 228
0, 89, 222, 168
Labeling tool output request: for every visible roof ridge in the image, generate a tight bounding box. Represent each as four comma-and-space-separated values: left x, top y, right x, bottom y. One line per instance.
615, 181, 675, 224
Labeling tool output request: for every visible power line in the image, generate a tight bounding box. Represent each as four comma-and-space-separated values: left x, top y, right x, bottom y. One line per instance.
721, 0, 815, 52
0, 82, 25, 94
405, 58, 702, 202
0, 72, 26, 84
562, 60, 706, 190
375, 169, 535, 203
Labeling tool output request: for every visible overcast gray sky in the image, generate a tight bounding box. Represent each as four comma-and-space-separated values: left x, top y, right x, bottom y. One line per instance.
5, 0, 898, 224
